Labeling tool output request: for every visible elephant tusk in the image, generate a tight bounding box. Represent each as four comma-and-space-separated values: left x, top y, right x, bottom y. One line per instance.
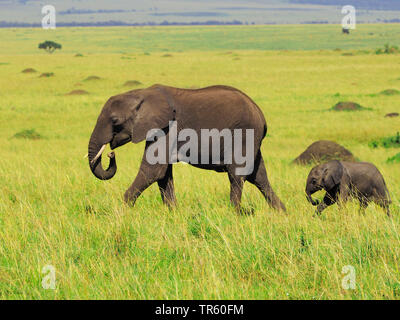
83, 153, 88, 159
90, 144, 107, 165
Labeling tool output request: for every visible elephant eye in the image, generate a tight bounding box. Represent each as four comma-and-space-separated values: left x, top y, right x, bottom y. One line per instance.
114, 124, 124, 133
135, 101, 143, 111
312, 178, 317, 184
111, 116, 119, 124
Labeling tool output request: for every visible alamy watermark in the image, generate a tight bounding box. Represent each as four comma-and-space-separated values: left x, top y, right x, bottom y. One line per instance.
39, 4, 356, 31
42, 265, 56, 290
342, 265, 356, 290
42, 5, 56, 29
342, 5, 356, 30
145, 121, 255, 175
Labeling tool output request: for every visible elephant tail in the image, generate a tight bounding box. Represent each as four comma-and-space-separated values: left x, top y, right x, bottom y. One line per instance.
382, 178, 392, 204
386, 188, 392, 204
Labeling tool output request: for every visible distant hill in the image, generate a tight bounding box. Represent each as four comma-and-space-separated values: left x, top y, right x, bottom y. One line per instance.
290, 0, 400, 10
0, 0, 399, 26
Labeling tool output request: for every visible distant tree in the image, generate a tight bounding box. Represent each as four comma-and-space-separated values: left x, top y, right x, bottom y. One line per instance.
38, 41, 62, 53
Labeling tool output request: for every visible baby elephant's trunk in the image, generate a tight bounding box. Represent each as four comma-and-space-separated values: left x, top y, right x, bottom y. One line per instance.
306, 190, 320, 206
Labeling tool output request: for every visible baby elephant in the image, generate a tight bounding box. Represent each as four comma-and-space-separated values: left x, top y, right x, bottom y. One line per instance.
306, 160, 391, 216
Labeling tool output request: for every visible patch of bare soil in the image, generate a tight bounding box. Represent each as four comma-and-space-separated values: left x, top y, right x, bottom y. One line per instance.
84, 76, 101, 81
331, 101, 365, 111
65, 90, 89, 96
39, 72, 54, 78
385, 112, 399, 118
293, 140, 356, 165
123, 80, 142, 87
22, 68, 37, 73
380, 89, 400, 96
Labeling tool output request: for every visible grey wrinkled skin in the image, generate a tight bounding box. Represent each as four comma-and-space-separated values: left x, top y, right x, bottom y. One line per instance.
88, 84, 286, 213
305, 160, 391, 217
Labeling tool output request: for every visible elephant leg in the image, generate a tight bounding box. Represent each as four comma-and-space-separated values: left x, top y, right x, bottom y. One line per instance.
316, 202, 328, 215
383, 204, 391, 218
228, 171, 245, 212
374, 199, 391, 217
247, 152, 286, 212
124, 157, 169, 207
358, 198, 368, 215
315, 192, 335, 215
157, 164, 176, 208
338, 184, 350, 206
372, 190, 391, 218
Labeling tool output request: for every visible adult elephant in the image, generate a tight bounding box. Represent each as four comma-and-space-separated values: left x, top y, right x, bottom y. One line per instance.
88, 84, 286, 213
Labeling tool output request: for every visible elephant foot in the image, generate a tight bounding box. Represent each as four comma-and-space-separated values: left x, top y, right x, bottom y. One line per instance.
164, 200, 177, 210
274, 201, 287, 213
312, 210, 322, 218
238, 207, 255, 216
123, 190, 138, 207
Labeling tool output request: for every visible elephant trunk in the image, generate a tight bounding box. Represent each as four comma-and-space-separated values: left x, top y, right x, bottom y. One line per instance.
88, 122, 117, 180
306, 189, 320, 206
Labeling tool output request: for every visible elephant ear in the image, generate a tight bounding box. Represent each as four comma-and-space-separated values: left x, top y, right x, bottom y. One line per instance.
323, 160, 344, 191
131, 88, 174, 143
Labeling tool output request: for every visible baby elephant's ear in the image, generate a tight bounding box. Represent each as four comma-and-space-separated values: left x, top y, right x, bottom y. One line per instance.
323, 160, 344, 190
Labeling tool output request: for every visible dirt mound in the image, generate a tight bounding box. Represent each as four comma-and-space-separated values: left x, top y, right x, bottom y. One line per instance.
123, 80, 142, 87
385, 112, 399, 118
65, 90, 89, 96
22, 68, 37, 73
380, 89, 400, 96
39, 72, 54, 78
84, 76, 101, 81
293, 140, 356, 165
331, 101, 365, 111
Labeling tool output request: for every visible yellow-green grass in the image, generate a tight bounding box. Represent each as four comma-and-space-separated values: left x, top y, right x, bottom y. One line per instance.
0, 26, 399, 299
1, 24, 400, 54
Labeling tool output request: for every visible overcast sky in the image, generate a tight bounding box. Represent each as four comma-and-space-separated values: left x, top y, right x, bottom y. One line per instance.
0, 0, 398, 25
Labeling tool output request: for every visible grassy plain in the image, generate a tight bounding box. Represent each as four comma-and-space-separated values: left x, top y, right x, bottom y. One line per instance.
0, 25, 399, 299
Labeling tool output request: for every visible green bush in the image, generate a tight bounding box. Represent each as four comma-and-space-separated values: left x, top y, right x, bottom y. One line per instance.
12, 129, 42, 140
380, 89, 400, 96
387, 153, 400, 163
369, 132, 400, 149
